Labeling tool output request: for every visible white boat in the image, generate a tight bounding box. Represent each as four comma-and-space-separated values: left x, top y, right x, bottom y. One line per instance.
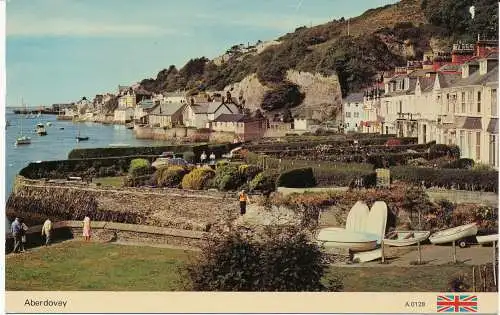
384, 231, 431, 247
476, 234, 499, 245
46, 122, 52, 127
36, 123, 47, 136
353, 248, 382, 262
316, 228, 378, 252
365, 201, 388, 244
16, 97, 32, 146
429, 223, 478, 245
345, 201, 369, 233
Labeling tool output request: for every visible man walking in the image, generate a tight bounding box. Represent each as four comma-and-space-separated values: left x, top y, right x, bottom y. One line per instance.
11, 218, 22, 253
41, 218, 53, 246
238, 190, 250, 216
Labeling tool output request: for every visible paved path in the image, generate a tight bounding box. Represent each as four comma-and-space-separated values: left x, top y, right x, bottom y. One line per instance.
332, 244, 498, 268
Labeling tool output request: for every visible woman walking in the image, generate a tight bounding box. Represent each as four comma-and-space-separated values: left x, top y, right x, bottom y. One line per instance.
83, 215, 91, 241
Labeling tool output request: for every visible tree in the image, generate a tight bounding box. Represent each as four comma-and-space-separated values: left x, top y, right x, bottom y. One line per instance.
185, 226, 342, 291
261, 82, 305, 111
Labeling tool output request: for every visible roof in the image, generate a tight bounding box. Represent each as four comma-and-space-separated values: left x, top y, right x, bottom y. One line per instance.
213, 114, 248, 122
487, 118, 498, 134
385, 77, 418, 96
436, 72, 462, 88
438, 64, 463, 72
462, 117, 482, 130
150, 102, 185, 116
190, 102, 239, 114
137, 99, 156, 109
343, 92, 364, 103
453, 65, 498, 87
417, 76, 436, 92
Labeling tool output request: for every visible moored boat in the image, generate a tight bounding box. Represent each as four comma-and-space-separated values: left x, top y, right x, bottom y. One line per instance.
36, 123, 47, 136
384, 231, 431, 247
316, 228, 379, 252
476, 234, 499, 245
429, 223, 478, 245
16, 136, 31, 145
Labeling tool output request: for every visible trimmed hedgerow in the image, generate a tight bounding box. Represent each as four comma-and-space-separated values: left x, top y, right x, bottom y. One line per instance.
276, 167, 316, 188
441, 158, 475, 169
213, 165, 245, 191
156, 165, 189, 188
390, 166, 498, 192
249, 171, 279, 192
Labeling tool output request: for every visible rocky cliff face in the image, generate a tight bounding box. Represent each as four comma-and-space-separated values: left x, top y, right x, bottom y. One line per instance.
285, 70, 342, 121
224, 70, 342, 121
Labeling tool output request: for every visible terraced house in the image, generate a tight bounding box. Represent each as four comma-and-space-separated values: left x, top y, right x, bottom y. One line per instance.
418, 53, 499, 168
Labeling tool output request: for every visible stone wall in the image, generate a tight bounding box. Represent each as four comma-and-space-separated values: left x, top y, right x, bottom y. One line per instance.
5, 220, 207, 253
426, 188, 498, 208
134, 126, 209, 142
8, 178, 240, 232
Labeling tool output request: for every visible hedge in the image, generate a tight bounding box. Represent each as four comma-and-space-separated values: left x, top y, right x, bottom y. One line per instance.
68, 142, 241, 159
181, 167, 216, 190
391, 166, 498, 192
19, 155, 159, 180
277, 167, 316, 188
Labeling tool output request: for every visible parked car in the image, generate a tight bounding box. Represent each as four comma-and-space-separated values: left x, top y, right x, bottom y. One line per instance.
152, 157, 189, 169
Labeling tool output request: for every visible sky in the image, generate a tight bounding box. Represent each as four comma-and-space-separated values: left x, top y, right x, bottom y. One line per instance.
6, 0, 399, 107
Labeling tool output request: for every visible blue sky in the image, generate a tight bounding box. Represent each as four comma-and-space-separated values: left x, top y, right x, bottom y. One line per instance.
6, 0, 398, 107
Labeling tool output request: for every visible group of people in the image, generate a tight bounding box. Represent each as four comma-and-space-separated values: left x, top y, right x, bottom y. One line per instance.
10, 215, 92, 253
200, 151, 216, 165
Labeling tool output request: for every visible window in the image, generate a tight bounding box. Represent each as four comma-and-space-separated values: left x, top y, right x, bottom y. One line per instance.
490, 135, 498, 167
355, 103, 359, 107
476, 132, 481, 161
459, 130, 465, 156
467, 131, 472, 158
477, 91, 481, 113
345, 112, 351, 118
399, 101, 403, 113
386, 102, 389, 114
354, 112, 359, 118
461, 92, 466, 113
492, 89, 498, 116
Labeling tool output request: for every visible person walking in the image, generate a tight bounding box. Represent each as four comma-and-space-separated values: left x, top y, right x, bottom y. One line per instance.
11, 218, 22, 253
83, 215, 91, 241
41, 218, 53, 246
209, 152, 216, 165
238, 190, 250, 215
19, 218, 28, 252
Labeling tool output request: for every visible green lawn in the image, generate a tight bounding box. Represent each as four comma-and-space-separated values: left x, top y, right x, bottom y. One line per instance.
6, 241, 473, 291
92, 176, 125, 188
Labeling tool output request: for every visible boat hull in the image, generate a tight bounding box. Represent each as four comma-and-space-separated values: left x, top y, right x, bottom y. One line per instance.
476, 234, 499, 244
429, 223, 478, 244
316, 228, 379, 252
384, 231, 431, 247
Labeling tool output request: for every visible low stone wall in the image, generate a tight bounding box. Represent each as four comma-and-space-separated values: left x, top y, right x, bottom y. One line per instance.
134, 126, 209, 142
5, 221, 207, 253
426, 188, 498, 208
8, 177, 239, 232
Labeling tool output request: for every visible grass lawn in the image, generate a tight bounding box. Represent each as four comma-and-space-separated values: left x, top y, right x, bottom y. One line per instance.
92, 176, 125, 188
6, 241, 473, 291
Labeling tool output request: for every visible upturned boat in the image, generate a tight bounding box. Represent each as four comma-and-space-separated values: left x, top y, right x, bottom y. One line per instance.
429, 223, 478, 245
384, 231, 431, 247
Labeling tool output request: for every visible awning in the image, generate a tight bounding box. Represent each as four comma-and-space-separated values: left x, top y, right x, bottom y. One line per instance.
462, 117, 482, 130
487, 118, 498, 134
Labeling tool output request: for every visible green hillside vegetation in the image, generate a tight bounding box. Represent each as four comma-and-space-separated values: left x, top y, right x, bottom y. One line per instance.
138, 0, 498, 110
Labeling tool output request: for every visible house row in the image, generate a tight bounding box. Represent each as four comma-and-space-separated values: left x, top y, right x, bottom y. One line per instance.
342, 37, 499, 168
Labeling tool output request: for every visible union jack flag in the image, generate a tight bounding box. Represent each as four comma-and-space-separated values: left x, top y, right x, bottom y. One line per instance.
437, 294, 478, 313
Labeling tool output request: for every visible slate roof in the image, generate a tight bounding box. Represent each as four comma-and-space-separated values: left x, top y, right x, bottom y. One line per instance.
150, 102, 185, 116
213, 114, 248, 122
452, 65, 498, 87
487, 118, 498, 134
436, 73, 463, 88
343, 92, 364, 103
137, 99, 156, 110
190, 102, 239, 114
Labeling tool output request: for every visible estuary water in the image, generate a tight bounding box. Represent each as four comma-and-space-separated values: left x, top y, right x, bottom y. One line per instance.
5, 113, 165, 228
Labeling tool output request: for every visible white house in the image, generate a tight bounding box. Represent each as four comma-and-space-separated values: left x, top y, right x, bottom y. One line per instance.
163, 92, 187, 104
182, 101, 240, 128
342, 92, 364, 132
114, 107, 135, 123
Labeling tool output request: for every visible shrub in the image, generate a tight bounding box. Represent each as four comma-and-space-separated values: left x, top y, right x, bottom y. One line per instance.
391, 166, 498, 192
185, 226, 340, 291
442, 158, 475, 169
238, 164, 262, 181
128, 158, 152, 177
213, 165, 245, 191
277, 167, 316, 188
472, 163, 495, 171
249, 171, 278, 192
156, 165, 189, 188
429, 144, 460, 159
181, 167, 215, 190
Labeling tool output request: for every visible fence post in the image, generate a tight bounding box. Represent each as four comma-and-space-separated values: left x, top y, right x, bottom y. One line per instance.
417, 241, 422, 264
472, 266, 476, 292
381, 240, 385, 263
452, 241, 457, 263
493, 241, 497, 286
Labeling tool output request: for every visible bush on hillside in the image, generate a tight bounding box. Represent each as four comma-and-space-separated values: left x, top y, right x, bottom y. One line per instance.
277, 167, 316, 188
238, 164, 262, 181
156, 165, 189, 188
181, 167, 215, 190
249, 171, 278, 192
261, 82, 305, 111
185, 226, 341, 291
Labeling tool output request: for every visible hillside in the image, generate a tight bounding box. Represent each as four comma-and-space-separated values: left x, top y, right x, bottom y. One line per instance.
137, 0, 498, 121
